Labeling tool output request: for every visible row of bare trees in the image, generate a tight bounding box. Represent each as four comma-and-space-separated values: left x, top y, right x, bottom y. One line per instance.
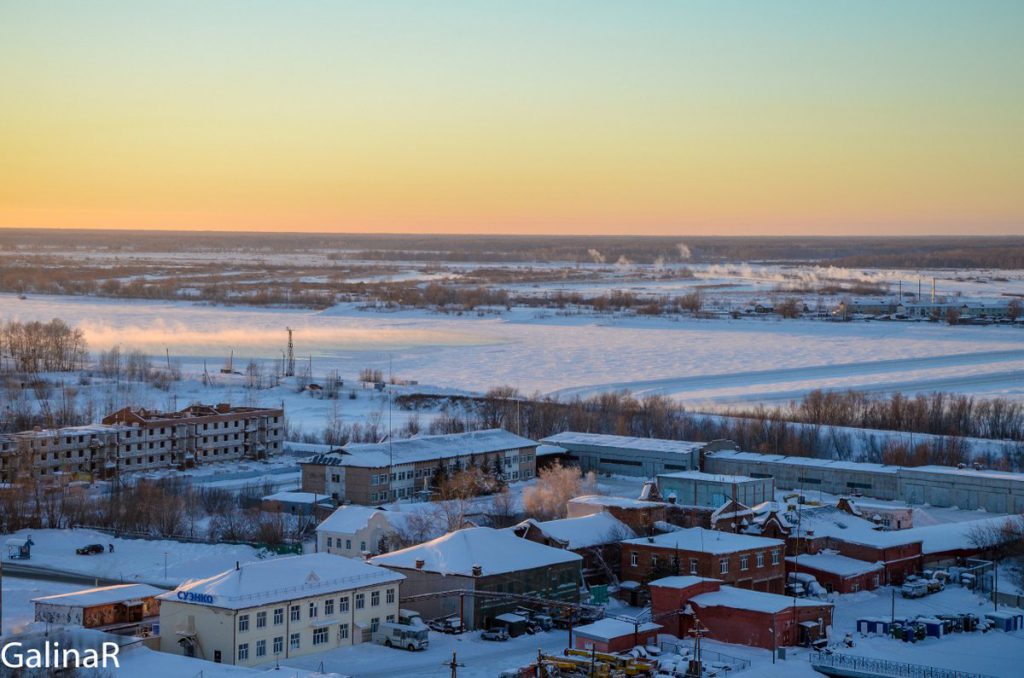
397, 387, 1023, 470
0, 478, 310, 547
0, 319, 87, 373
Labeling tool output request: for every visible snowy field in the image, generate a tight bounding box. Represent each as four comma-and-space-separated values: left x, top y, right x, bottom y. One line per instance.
2, 528, 279, 588
4, 293, 1024, 409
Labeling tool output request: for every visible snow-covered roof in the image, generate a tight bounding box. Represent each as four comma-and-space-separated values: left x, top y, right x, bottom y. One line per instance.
33, 584, 165, 607
912, 516, 1013, 555
307, 429, 537, 468
659, 470, 758, 484
623, 527, 783, 555
692, 585, 830, 614
370, 527, 581, 576
569, 494, 664, 509
707, 450, 901, 475
573, 617, 661, 641
541, 432, 703, 455
515, 513, 636, 549
756, 504, 917, 548
901, 465, 1024, 482
536, 443, 568, 457
786, 552, 883, 577
160, 553, 403, 610
263, 491, 333, 505
316, 505, 391, 534
648, 576, 719, 590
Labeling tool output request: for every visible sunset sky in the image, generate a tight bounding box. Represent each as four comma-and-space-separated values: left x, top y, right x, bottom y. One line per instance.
1, 1, 1022, 236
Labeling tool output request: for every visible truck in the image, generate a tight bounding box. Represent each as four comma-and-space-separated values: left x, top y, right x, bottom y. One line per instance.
373, 609, 430, 651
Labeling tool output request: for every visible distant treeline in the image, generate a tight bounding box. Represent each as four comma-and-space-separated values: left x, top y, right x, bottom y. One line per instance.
5, 229, 1024, 268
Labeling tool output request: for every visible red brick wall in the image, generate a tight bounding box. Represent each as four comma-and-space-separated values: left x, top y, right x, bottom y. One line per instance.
573, 628, 660, 653
788, 561, 881, 594
831, 540, 921, 585
623, 543, 785, 592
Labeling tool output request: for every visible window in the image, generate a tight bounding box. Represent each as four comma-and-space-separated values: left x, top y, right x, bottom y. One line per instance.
339, 623, 349, 640
740, 555, 749, 571
355, 593, 365, 610
771, 549, 780, 565
689, 558, 698, 575
630, 551, 638, 567
289, 633, 301, 650
290, 605, 301, 621
256, 611, 267, 628
327, 537, 333, 548
872, 575, 880, 588
313, 627, 329, 646
386, 614, 395, 623
325, 598, 335, 616
237, 643, 249, 661
719, 558, 729, 574
371, 617, 380, 633
651, 554, 658, 567
256, 639, 266, 658
360, 541, 366, 552
273, 608, 284, 625
309, 601, 318, 618
339, 596, 350, 612
371, 590, 380, 607
238, 614, 250, 632
272, 637, 283, 655
756, 552, 765, 568
851, 582, 860, 592
386, 588, 395, 605
345, 539, 352, 550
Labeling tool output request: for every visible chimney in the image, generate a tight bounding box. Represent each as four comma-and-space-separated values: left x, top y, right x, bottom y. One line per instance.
415, 559, 425, 570
471, 564, 482, 577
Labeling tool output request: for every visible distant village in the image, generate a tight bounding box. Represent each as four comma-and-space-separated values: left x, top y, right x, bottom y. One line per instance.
3, 404, 1023, 677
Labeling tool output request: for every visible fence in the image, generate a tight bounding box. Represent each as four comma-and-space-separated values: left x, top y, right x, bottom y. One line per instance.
808, 651, 998, 678
658, 640, 750, 672
71, 524, 303, 555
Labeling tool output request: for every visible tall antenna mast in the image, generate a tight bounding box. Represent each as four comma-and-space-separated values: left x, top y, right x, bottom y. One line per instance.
285, 327, 295, 377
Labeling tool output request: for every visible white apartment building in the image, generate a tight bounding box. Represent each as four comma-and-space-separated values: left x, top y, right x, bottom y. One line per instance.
158, 553, 403, 667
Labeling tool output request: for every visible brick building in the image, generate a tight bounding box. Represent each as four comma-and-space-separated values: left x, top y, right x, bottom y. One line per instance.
786, 552, 884, 594
370, 527, 582, 630
621, 528, 786, 592
509, 512, 636, 585
300, 429, 537, 505
650, 576, 832, 650
0, 403, 284, 483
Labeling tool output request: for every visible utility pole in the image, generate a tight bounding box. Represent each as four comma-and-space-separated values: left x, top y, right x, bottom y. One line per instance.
890, 588, 895, 625
444, 651, 464, 678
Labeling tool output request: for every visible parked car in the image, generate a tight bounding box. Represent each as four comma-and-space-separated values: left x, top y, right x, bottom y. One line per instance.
926, 578, 945, 593
481, 628, 509, 642
75, 544, 104, 555
901, 581, 928, 598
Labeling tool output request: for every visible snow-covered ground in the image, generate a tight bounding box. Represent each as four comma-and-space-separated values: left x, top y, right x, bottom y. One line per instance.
2, 528, 279, 588
4, 293, 1024, 410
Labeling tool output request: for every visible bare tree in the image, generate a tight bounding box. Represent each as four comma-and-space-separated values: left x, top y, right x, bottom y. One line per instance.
522, 460, 597, 520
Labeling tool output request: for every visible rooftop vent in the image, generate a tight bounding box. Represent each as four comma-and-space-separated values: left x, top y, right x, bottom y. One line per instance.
415, 559, 425, 570
471, 564, 482, 577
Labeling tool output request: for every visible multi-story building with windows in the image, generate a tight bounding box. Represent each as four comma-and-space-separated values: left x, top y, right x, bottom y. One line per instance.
0, 403, 284, 483
300, 429, 537, 505
621, 528, 786, 592
158, 553, 403, 666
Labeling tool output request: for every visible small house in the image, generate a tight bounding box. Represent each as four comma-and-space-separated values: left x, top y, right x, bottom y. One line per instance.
572, 618, 662, 653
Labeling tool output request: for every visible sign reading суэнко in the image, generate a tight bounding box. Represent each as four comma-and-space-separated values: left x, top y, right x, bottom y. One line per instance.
177, 591, 216, 604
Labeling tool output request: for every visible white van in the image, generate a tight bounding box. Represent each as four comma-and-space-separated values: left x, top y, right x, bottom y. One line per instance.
373, 621, 430, 651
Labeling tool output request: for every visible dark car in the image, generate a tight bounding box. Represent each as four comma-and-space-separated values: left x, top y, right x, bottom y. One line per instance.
76, 544, 105, 555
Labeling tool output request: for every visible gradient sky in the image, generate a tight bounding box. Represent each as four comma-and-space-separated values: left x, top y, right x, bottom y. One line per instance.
1, 1, 1022, 236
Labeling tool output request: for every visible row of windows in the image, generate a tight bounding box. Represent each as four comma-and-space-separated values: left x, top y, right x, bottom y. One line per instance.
630, 549, 781, 573
237, 589, 395, 632
237, 617, 384, 661
326, 536, 366, 552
